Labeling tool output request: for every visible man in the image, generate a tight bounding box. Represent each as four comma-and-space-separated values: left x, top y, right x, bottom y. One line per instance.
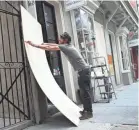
25, 32, 93, 120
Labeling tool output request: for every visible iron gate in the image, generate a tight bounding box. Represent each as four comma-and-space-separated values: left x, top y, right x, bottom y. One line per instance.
0, 1, 32, 129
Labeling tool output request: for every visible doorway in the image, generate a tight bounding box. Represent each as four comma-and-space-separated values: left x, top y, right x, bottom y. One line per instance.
108, 33, 116, 84
130, 46, 138, 81
36, 1, 66, 93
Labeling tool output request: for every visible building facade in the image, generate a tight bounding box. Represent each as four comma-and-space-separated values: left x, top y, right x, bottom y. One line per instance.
0, 0, 138, 129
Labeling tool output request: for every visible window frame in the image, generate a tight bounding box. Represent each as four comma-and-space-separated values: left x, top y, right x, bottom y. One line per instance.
117, 34, 130, 73
70, 7, 97, 66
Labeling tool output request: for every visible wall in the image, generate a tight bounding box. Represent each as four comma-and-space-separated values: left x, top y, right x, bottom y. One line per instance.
94, 9, 121, 85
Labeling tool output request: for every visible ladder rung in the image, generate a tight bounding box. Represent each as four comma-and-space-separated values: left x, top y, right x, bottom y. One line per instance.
94, 99, 110, 103
95, 76, 109, 79
100, 92, 114, 95
97, 83, 112, 87
91, 64, 106, 68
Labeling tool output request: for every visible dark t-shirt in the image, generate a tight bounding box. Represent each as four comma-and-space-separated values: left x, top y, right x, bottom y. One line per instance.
59, 44, 89, 71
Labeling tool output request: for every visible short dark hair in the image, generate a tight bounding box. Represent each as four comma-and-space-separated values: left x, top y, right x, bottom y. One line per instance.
60, 32, 71, 44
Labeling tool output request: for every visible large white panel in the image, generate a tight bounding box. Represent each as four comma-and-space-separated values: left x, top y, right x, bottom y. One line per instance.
21, 6, 81, 126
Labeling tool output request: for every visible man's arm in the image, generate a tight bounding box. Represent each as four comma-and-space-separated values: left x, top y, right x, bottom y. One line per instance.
25, 41, 60, 51
41, 43, 58, 46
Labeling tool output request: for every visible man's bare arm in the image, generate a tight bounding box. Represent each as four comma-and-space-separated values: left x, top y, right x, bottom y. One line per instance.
41, 43, 58, 46
25, 41, 60, 51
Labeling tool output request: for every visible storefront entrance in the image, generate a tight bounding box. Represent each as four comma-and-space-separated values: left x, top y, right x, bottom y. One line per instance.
108, 33, 116, 84
36, 1, 66, 93
130, 46, 138, 81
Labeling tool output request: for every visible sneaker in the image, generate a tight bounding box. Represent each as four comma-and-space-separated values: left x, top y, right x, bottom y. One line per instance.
79, 111, 93, 120
79, 110, 85, 115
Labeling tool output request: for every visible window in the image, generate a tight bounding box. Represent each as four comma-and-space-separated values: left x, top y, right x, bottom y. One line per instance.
74, 9, 97, 66
119, 36, 130, 71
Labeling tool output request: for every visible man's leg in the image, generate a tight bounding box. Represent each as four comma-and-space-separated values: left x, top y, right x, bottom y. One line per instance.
82, 83, 92, 112
78, 69, 93, 120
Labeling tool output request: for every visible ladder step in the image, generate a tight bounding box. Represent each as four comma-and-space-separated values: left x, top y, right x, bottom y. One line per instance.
94, 99, 111, 103
91, 64, 106, 68
97, 83, 112, 87
95, 76, 109, 79
100, 92, 114, 95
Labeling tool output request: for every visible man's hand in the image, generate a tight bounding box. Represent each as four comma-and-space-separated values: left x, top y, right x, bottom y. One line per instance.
25, 41, 37, 47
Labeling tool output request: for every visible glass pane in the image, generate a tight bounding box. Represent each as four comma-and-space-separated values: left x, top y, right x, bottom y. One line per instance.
119, 36, 129, 70
48, 39, 56, 43
88, 16, 94, 31
46, 23, 56, 40
74, 9, 96, 65
80, 9, 88, 29
49, 51, 61, 76
84, 33, 94, 65
74, 9, 82, 29
84, 32, 95, 51
43, 5, 53, 23
77, 30, 85, 50
77, 30, 88, 62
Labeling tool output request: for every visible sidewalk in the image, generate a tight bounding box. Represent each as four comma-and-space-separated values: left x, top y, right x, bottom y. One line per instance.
24, 83, 138, 130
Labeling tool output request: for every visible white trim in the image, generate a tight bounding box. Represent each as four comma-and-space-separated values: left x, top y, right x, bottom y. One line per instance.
83, 6, 95, 14
89, 0, 99, 9
108, 30, 122, 84
120, 0, 138, 27
81, 7, 94, 17
70, 10, 80, 50
107, 30, 116, 76
64, 0, 87, 12
117, 16, 129, 31
127, 0, 139, 20
83, 0, 100, 14
117, 37, 124, 72
108, 30, 115, 36
116, 27, 129, 36
106, 6, 119, 25
122, 70, 131, 73
117, 35, 130, 73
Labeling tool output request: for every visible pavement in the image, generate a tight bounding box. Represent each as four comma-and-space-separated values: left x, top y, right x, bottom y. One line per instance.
24, 82, 138, 130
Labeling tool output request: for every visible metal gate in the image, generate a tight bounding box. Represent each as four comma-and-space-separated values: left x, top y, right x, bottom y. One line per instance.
0, 1, 32, 129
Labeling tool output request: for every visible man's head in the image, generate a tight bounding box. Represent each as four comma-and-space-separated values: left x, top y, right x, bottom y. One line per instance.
59, 32, 71, 44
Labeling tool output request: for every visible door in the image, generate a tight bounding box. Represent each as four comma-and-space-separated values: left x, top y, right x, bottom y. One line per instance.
108, 34, 116, 80
0, 1, 31, 128
36, 1, 66, 93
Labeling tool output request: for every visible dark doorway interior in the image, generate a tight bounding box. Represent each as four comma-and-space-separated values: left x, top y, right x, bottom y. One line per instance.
36, 1, 66, 94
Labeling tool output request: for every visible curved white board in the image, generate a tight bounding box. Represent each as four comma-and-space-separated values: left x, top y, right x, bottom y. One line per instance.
21, 6, 81, 126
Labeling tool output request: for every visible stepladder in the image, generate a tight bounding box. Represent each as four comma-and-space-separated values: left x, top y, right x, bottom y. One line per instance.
91, 56, 117, 103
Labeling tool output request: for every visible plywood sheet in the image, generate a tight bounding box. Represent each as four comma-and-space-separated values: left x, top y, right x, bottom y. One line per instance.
21, 6, 81, 126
